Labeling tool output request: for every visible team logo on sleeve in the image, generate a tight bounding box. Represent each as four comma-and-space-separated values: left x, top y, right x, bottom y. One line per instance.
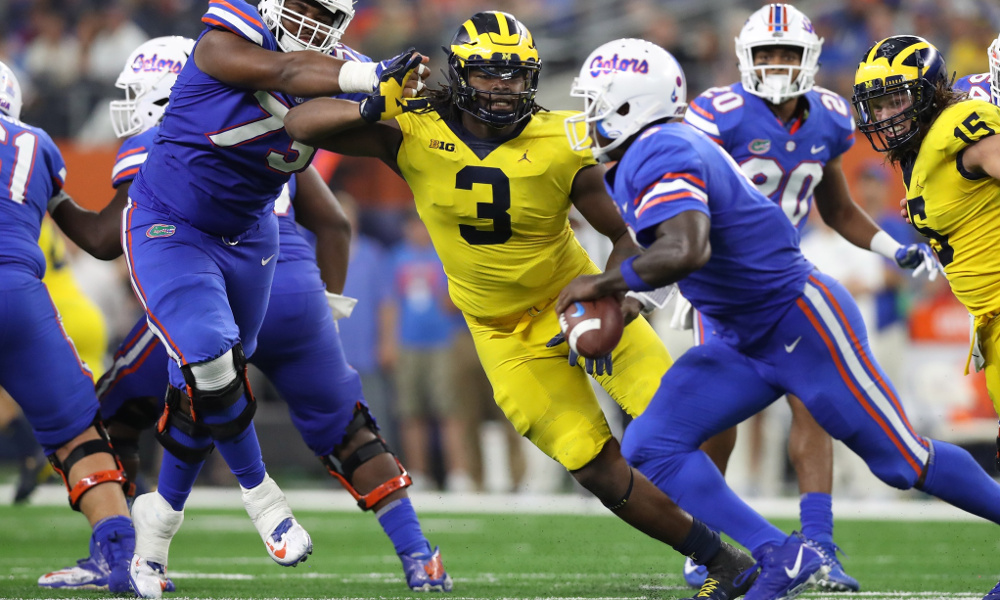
748, 139, 771, 154
146, 224, 176, 238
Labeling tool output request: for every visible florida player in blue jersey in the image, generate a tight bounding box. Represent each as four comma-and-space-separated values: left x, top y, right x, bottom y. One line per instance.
0, 61, 138, 594
45, 32, 450, 595
953, 33, 999, 105
678, 4, 937, 592
562, 38, 1000, 600
105, 0, 427, 595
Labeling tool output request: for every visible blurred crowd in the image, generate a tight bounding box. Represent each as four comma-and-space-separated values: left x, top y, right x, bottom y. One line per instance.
2, 0, 999, 139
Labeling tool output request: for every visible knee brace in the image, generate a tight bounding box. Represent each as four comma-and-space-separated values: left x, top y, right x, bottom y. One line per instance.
320, 403, 411, 511
48, 420, 131, 511
156, 345, 256, 461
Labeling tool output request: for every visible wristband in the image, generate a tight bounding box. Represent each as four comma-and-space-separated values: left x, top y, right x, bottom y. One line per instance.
869, 230, 903, 260
48, 191, 71, 215
619, 255, 655, 292
338, 61, 378, 94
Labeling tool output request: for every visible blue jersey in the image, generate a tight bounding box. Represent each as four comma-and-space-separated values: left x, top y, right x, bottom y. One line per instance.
683, 83, 855, 232
115, 124, 316, 267
607, 122, 813, 348
0, 114, 67, 279
954, 73, 994, 103
129, 0, 341, 237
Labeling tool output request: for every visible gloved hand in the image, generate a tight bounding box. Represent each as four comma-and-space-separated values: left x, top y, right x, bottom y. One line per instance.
359, 48, 430, 123
894, 243, 942, 281
545, 332, 613, 376
325, 291, 358, 320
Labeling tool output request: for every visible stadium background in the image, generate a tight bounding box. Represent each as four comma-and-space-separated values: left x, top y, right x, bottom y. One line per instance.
1, 0, 1000, 500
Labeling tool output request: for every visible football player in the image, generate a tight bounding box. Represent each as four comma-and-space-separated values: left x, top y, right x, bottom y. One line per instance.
0, 60, 137, 594
284, 10, 760, 599
678, 4, 937, 591
952, 33, 999, 104
561, 37, 1000, 600
44, 34, 451, 595
852, 35, 1000, 600
49, 0, 426, 594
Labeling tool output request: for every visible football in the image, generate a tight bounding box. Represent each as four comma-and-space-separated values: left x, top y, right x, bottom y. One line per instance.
558, 296, 624, 358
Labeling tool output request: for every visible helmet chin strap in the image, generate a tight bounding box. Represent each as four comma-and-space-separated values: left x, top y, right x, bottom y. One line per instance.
758, 73, 797, 105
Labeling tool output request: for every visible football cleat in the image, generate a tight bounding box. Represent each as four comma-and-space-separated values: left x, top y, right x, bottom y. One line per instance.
813, 541, 860, 592
400, 546, 453, 592
242, 473, 312, 566
984, 578, 1000, 600
38, 553, 109, 590
680, 541, 757, 600
738, 532, 828, 600
682, 556, 709, 588
129, 556, 170, 599
130, 492, 184, 598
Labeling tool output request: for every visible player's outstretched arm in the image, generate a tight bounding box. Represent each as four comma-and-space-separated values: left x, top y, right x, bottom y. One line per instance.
284, 99, 403, 169
48, 185, 129, 261
813, 156, 881, 249
815, 156, 940, 279
555, 211, 710, 316
292, 166, 350, 294
571, 165, 636, 269
195, 30, 428, 98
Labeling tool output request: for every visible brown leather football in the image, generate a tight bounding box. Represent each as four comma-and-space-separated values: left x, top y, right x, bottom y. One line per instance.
558, 296, 624, 358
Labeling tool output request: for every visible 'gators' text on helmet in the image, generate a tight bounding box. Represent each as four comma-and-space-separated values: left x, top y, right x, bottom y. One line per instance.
109, 36, 195, 138
565, 38, 687, 164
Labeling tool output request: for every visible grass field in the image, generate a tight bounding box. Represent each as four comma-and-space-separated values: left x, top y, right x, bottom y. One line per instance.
2, 499, 999, 600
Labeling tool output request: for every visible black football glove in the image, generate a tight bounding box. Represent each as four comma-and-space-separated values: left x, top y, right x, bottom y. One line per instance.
546, 332, 613, 376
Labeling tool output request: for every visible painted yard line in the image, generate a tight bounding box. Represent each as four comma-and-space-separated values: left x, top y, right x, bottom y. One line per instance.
0, 483, 984, 521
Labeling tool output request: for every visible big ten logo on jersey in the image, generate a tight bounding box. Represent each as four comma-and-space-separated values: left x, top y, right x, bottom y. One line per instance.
130, 53, 183, 75
429, 139, 456, 152
587, 53, 648, 77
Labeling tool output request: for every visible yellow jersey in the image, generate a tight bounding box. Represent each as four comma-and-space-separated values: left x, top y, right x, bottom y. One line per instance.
396, 110, 599, 319
39, 218, 107, 378
905, 99, 1000, 316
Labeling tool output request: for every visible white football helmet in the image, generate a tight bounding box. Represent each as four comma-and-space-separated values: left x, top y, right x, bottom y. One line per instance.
989, 33, 1000, 106
109, 36, 194, 138
735, 3, 823, 105
258, 0, 354, 54
0, 60, 23, 120
566, 38, 687, 163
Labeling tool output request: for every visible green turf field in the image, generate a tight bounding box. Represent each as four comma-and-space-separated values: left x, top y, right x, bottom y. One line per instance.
1, 505, 998, 599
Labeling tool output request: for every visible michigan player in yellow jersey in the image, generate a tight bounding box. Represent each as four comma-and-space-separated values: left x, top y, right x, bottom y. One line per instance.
285, 10, 759, 592
854, 43, 1000, 600
38, 218, 108, 378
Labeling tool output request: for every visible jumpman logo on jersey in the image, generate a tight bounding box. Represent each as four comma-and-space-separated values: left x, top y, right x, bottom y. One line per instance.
518, 150, 531, 163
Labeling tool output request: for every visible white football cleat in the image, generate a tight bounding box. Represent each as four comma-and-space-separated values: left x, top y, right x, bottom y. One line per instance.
129, 492, 183, 598
241, 473, 312, 566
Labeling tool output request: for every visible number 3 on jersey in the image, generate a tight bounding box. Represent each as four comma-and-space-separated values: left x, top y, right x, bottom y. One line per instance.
907, 195, 953, 266
457, 166, 512, 245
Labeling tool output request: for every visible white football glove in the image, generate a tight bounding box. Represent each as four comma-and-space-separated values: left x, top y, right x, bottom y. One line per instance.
325, 291, 358, 321
669, 293, 694, 331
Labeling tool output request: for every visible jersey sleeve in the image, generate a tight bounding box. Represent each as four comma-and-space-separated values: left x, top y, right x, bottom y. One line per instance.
933, 100, 1000, 164
816, 88, 857, 158
37, 128, 67, 194
111, 134, 150, 188
627, 133, 710, 246
682, 88, 743, 148
202, 0, 276, 51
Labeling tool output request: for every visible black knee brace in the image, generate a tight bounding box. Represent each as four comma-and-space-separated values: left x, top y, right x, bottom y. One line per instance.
320, 403, 411, 511
107, 395, 161, 432
156, 344, 256, 462
48, 419, 131, 511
